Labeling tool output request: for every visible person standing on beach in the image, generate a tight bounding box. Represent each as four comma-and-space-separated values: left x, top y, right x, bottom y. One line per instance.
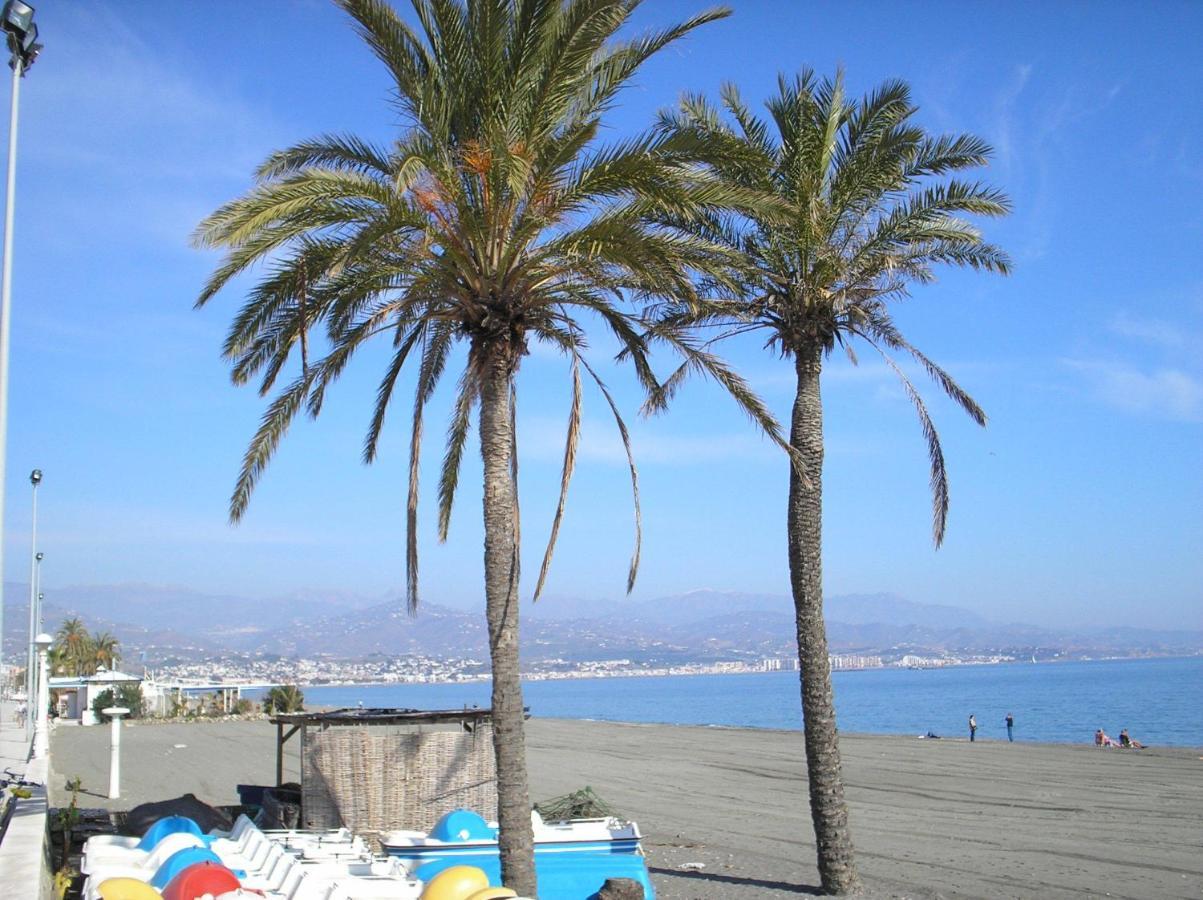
1006, 712, 1014, 742
969, 714, 978, 742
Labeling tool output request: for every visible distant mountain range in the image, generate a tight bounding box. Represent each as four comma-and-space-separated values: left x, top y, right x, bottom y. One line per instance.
3, 582, 1200, 667
526, 589, 990, 630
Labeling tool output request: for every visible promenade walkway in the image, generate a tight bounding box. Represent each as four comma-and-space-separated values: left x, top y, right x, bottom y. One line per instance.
0, 701, 51, 899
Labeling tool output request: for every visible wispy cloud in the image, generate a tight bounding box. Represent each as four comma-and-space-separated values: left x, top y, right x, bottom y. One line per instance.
1063, 359, 1203, 423
1108, 311, 1189, 350
24, 5, 286, 250
989, 65, 1124, 262
991, 64, 1033, 176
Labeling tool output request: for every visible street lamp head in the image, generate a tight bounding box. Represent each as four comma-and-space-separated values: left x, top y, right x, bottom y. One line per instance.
2, 1, 41, 70
29, 468, 41, 485
34, 632, 52, 650
1, 1, 33, 36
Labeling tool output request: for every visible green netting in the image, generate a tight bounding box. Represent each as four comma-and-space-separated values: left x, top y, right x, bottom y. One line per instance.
534, 786, 623, 822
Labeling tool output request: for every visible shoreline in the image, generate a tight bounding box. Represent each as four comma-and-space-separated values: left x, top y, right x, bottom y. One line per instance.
96, 708, 1203, 753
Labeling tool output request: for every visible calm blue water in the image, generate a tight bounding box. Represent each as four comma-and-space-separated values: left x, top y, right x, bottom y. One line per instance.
283, 657, 1203, 747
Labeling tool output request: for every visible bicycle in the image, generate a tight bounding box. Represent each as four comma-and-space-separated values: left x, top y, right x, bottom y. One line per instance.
1, 767, 41, 790
0, 767, 43, 845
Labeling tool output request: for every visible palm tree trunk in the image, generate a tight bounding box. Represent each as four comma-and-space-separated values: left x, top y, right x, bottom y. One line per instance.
477, 349, 537, 897
788, 343, 861, 894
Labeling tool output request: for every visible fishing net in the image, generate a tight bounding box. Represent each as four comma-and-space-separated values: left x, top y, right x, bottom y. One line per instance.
534, 786, 623, 822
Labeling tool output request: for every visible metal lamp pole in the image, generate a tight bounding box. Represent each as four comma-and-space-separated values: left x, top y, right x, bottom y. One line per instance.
0, 1, 41, 711
24, 467, 38, 735
0, 44, 20, 693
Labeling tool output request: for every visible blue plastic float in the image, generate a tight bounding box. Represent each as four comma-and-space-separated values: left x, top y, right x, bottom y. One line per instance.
414, 852, 656, 900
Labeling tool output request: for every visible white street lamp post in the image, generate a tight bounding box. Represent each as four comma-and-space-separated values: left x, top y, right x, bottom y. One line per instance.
25, 467, 40, 737
0, 2, 42, 702
102, 706, 130, 799
32, 630, 50, 758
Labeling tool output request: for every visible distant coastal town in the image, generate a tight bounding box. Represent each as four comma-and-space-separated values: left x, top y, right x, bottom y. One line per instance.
146, 650, 1027, 689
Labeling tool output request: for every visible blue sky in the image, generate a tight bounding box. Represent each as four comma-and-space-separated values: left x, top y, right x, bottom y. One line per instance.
1, 0, 1200, 630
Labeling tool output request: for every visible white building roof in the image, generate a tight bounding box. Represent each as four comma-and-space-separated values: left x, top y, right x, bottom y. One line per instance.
48, 669, 141, 688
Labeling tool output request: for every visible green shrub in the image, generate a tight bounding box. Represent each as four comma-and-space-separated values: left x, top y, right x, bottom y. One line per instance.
91, 683, 145, 721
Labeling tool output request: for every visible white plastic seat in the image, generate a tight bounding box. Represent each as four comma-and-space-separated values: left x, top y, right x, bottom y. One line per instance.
81, 831, 205, 875
214, 830, 278, 873
211, 818, 263, 859
239, 850, 299, 892
209, 814, 257, 842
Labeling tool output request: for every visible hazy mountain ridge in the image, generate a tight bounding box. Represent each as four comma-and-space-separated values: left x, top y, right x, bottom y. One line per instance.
4, 582, 1199, 666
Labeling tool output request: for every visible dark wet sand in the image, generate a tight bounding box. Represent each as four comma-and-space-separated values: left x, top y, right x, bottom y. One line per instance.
51, 718, 1203, 899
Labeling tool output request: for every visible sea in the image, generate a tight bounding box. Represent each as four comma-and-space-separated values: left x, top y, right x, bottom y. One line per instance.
284, 656, 1203, 748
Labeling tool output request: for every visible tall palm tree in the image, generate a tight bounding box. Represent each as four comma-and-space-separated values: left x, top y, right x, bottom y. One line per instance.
651, 71, 1010, 893
55, 617, 94, 678
192, 1, 771, 892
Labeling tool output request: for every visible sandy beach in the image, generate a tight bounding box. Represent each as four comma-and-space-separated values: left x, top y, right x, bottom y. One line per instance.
50, 718, 1203, 899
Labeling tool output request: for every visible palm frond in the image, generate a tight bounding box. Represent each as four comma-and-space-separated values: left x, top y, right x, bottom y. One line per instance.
533, 353, 581, 600
644, 328, 808, 485
363, 324, 426, 464
874, 346, 950, 547
437, 368, 478, 541
406, 324, 454, 613
255, 134, 394, 180
229, 369, 316, 523
857, 317, 987, 426
578, 355, 641, 594
337, 0, 436, 127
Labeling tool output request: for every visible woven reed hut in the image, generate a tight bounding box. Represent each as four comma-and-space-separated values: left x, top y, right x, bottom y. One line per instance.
271, 707, 497, 840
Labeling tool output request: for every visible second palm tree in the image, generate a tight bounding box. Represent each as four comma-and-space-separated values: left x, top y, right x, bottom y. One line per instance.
652, 70, 1011, 893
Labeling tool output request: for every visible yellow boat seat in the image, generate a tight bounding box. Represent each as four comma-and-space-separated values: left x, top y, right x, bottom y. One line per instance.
97, 878, 162, 900
420, 865, 489, 900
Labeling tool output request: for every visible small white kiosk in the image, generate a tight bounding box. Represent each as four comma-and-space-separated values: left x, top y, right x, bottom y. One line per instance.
48, 667, 142, 725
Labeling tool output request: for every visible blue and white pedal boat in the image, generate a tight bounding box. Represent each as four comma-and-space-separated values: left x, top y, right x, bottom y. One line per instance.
381, 809, 643, 873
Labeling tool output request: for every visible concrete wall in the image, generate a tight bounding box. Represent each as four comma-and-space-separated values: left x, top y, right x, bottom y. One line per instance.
0, 709, 51, 899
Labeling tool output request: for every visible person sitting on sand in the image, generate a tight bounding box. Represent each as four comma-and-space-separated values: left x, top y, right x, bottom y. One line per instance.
1095, 729, 1115, 748
1119, 729, 1144, 749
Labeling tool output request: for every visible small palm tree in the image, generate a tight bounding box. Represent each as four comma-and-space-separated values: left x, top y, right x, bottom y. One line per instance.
91, 632, 121, 673
262, 684, 305, 714
651, 71, 1010, 893
192, 3, 754, 892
